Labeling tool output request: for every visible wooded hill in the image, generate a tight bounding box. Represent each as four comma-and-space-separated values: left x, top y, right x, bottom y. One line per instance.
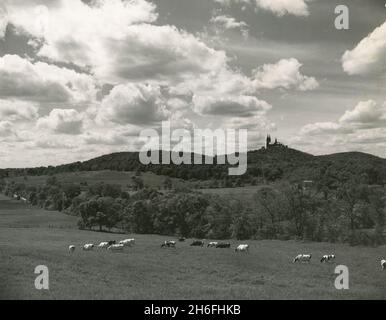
1, 147, 385, 186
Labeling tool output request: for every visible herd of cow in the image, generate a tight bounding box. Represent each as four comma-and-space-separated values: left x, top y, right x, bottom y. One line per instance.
68, 238, 250, 253
68, 238, 386, 269
68, 238, 136, 253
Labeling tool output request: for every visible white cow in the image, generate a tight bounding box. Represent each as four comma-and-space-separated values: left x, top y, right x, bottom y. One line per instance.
82, 243, 94, 251
108, 244, 124, 251
161, 240, 176, 248
235, 244, 249, 253
321, 254, 335, 263
98, 241, 109, 249
207, 242, 218, 248
381, 259, 386, 270
293, 254, 312, 263
68, 245, 75, 253
119, 238, 135, 247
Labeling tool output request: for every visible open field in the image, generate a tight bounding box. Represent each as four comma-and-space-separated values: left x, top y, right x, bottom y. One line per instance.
0, 193, 385, 300
200, 186, 267, 203
7, 170, 192, 190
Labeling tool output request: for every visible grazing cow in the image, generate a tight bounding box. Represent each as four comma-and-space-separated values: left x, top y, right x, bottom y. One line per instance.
216, 242, 231, 248
178, 237, 186, 242
119, 239, 135, 247
98, 241, 109, 249
320, 254, 335, 263
207, 241, 218, 248
107, 244, 124, 251
190, 240, 204, 247
107, 240, 116, 246
381, 259, 386, 270
68, 245, 75, 253
235, 244, 249, 253
293, 254, 312, 263
82, 244, 94, 251
161, 240, 176, 248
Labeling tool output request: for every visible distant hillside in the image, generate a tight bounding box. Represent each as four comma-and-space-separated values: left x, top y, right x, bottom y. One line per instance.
1, 147, 386, 185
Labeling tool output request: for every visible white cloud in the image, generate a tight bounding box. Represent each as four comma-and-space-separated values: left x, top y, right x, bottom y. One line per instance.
0, 4, 7, 37
300, 122, 351, 136
33, 139, 77, 149
37, 108, 84, 135
99, 83, 170, 125
0, 100, 38, 121
254, 0, 310, 17
299, 100, 386, 136
214, 0, 311, 17
1, 0, 231, 85
0, 121, 13, 137
1, 0, 157, 67
0, 54, 97, 103
210, 15, 248, 38
193, 95, 271, 117
342, 21, 386, 75
252, 58, 318, 91
339, 100, 385, 126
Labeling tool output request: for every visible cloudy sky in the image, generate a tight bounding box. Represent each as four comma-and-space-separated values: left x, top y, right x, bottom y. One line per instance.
0, 0, 385, 168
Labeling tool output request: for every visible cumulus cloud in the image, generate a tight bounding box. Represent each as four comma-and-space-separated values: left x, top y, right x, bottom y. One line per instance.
214, 0, 311, 17
252, 58, 318, 91
339, 100, 385, 126
342, 21, 386, 75
300, 122, 352, 136
37, 108, 84, 135
254, 0, 310, 17
0, 121, 14, 137
0, 0, 231, 85
193, 95, 271, 117
33, 139, 77, 149
82, 125, 142, 146
300, 100, 386, 136
0, 4, 7, 37
98, 24, 229, 84
0, 100, 39, 121
1, 0, 157, 66
99, 83, 170, 125
0, 54, 97, 103
210, 15, 249, 38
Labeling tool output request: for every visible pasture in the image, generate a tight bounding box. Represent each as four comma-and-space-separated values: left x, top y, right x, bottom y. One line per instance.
0, 194, 385, 300
7, 170, 191, 190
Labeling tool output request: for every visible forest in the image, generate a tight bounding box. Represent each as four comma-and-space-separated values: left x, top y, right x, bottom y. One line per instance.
1, 167, 384, 246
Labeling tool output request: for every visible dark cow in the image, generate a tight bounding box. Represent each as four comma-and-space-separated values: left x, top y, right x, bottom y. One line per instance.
107, 240, 116, 246
216, 242, 231, 248
190, 240, 204, 247
178, 237, 186, 242
161, 240, 176, 248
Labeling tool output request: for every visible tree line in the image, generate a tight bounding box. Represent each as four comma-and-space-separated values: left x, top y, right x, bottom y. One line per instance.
1, 174, 384, 246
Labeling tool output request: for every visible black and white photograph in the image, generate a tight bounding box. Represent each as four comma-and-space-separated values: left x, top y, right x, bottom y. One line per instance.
0, 0, 385, 302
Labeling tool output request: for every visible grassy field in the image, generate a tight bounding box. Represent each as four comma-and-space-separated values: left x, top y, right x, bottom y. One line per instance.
200, 186, 267, 203
0, 193, 385, 300
7, 170, 192, 190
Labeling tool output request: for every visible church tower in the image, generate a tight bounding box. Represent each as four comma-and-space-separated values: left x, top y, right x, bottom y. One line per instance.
266, 134, 271, 149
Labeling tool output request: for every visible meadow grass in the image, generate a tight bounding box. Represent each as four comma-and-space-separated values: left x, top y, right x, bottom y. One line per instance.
8, 170, 190, 190
0, 194, 385, 300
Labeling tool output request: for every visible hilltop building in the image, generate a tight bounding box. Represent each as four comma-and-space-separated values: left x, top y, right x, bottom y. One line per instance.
265, 134, 287, 149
